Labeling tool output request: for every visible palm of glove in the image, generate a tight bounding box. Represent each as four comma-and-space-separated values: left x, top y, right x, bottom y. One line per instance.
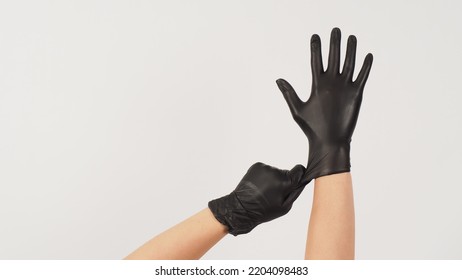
294, 77, 363, 146
277, 28, 373, 183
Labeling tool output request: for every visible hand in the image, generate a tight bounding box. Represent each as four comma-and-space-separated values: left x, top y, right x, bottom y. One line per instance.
208, 162, 306, 236
276, 28, 373, 183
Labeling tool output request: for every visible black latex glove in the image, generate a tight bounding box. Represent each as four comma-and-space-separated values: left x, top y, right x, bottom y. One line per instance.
208, 162, 306, 236
276, 28, 373, 184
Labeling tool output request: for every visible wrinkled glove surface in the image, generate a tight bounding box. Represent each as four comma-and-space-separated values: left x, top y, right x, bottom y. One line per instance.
208, 162, 305, 236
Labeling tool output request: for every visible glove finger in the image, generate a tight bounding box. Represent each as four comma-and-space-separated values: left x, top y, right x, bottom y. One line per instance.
288, 164, 306, 187
299, 169, 312, 186
276, 78, 303, 117
355, 53, 373, 89
327, 27, 341, 75
342, 35, 357, 81
283, 165, 310, 209
310, 34, 323, 81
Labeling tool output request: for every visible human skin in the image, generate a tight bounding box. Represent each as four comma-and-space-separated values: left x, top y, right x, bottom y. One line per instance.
124, 173, 356, 260
124, 208, 227, 260
124, 162, 305, 259
305, 172, 355, 259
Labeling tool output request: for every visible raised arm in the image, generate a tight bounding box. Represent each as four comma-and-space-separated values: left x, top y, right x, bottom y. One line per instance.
277, 28, 373, 259
305, 173, 355, 259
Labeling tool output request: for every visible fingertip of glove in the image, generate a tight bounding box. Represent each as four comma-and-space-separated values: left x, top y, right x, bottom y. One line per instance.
332, 27, 341, 35
366, 53, 374, 64
310, 34, 320, 44
275, 78, 286, 88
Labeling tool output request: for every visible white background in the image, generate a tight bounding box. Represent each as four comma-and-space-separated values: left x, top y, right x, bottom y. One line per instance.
0, 0, 461, 259
2, 260, 461, 280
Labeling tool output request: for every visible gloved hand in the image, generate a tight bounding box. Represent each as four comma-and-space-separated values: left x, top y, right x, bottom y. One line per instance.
208, 162, 306, 236
276, 28, 373, 183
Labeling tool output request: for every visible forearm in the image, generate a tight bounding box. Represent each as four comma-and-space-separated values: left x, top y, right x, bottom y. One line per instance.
124, 208, 227, 260
305, 172, 355, 259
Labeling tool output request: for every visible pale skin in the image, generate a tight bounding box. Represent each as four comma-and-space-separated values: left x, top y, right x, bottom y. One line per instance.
124, 208, 227, 260
124, 172, 355, 260
305, 172, 355, 260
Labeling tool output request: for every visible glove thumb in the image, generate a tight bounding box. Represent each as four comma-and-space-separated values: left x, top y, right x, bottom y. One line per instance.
276, 78, 303, 117
282, 164, 307, 210
288, 164, 306, 186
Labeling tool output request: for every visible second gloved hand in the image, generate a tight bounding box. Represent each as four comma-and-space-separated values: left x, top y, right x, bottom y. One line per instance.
208, 162, 306, 236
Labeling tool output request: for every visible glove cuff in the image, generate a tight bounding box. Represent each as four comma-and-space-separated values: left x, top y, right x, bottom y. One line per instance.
208, 192, 257, 236
306, 143, 351, 181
